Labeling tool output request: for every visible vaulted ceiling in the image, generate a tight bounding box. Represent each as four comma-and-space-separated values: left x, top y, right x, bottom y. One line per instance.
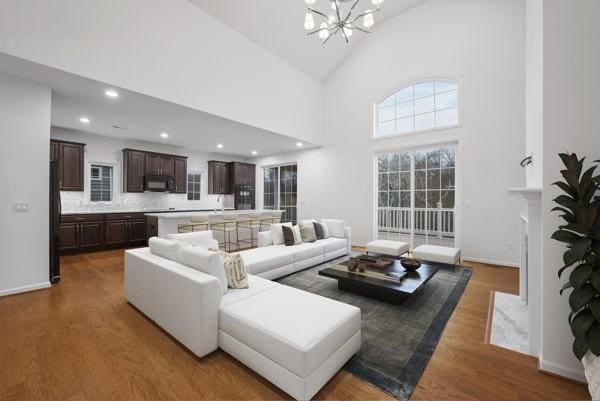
188, 0, 429, 82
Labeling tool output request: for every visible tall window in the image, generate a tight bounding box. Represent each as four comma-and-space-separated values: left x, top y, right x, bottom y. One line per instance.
90, 165, 113, 202
263, 164, 298, 224
187, 172, 201, 201
377, 144, 456, 247
375, 79, 459, 137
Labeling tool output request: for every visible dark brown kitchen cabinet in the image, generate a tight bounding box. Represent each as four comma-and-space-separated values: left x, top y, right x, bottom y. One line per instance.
145, 153, 174, 176
58, 223, 79, 251
123, 150, 145, 193
51, 140, 85, 191
173, 157, 187, 193
145, 153, 161, 176
230, 162, 256, 186
80, 222, 104, 248
105, 221, 129, 245
59, 214, 104, 252
160, 155, 174, 177
208, 161, 231, 194
105, 214, 147, 246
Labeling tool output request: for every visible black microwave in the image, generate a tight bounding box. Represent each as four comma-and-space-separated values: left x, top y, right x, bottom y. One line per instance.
144, 175, 174, 192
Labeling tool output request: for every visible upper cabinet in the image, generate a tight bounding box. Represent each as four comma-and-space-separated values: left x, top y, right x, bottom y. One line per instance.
230, 162, 256, 186
173, 157, 187, 194
51, 140, 85, 191
122, 148, 187, 193
145, 152, 174, 176
123, 149, 145, 193
208, 161, 231, 194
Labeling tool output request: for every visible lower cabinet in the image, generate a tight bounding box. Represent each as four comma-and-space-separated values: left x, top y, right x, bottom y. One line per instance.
105, 219, 147, 245
80, 222, 104, 249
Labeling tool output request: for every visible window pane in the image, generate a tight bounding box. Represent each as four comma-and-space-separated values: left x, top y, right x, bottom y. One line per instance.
415, 171, 426, 190
378, 120, 395, 136
441, 168, 455, 189
436, 80, 457, 93
400, 153, 411, 171
415, 112, 435, 131
400, 191, 411, 207
436, 107, 458, 126
441, 190, 455, 208
427, 190, 441, 208
378, 154, 389, 172
396, 86, 413, 103
396, 116, 414, 133
389, 173, 399, 190
415, 95, 434, 115
415, 191, 426, 208
378, 105, 395, 122
378, 173, 388, 191
378, 192, 388, 207
415, 150, 427, 170
389, 153, 400, 171
436, 90, 458, 110
389, 191, 400, 207
440, 147, 455, 168
400, 172, 411, 190
427, 149, 441, 169
415, 81, 435, 98
427, 170, 440, 189
380, 93, 396, 107
396, 101, 414, 118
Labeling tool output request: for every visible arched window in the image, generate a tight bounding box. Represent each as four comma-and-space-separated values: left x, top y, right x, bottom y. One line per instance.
375, 79, 459, 137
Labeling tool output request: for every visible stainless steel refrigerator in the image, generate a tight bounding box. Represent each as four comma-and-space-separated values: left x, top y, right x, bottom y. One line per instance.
49, 160, 61, 283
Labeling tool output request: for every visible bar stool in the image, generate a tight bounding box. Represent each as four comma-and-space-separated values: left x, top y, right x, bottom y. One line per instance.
211, 214, 239, 252
237, 213, 262, 249
271, 210, 284, 224
177, 215, 211, 233
259, 211, 275, 232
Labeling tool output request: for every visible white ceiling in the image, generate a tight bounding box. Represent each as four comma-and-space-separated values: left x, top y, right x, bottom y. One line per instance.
0, 53, 315, 157
188, 0, 429, 82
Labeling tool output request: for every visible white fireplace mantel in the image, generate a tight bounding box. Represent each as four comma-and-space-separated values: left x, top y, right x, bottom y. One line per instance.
508, 187, 542, 203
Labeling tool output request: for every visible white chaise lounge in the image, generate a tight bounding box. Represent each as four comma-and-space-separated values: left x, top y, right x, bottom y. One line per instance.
124, 227, 360, 401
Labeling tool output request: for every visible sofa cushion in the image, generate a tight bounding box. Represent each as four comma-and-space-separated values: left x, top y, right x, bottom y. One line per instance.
182, 246, 228, 294
148, 237, 185, 264
239, 245, 294, 275
318, 237, 347, 253
271, 223, 292, 245
220, 275, 279, 307
290, 242, 325, 260
168, 230, 217, 248
219, 285, 361, 378
321, 219, 345, 238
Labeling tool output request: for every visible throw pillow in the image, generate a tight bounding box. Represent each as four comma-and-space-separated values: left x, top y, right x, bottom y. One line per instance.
181, 246, 228, 294
148, 237, 185, 264
322, 219, 345, 238
282, 225, 296, 246
313, 222, 330, 240
292, 225, 302, 245
299, 222, 317, 242
271, 222, 292, 245
217, 251, 249, 289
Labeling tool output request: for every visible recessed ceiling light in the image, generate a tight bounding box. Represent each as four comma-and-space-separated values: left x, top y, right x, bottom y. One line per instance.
217, 143, 224, 149
79, 117, 90, 124
160, 132, 169, 138
296, 142, 304, 147
105, 90, 119, 98
251, 150, 258, 155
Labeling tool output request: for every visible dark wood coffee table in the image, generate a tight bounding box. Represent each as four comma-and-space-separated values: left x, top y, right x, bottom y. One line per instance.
318, 258, 439, 304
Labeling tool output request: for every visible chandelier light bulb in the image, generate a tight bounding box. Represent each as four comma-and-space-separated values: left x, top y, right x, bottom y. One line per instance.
363, 12, 374, 28
318, 23, 330, 40
331, 1, 338, 10
328, 14, 336, 23
304, 12, 315, 30
305, 0, 316, 4
371, 0, 384, 6
343, 23, 353, 37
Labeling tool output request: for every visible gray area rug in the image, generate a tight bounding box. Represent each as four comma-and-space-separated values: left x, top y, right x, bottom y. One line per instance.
277, 257, 472, 401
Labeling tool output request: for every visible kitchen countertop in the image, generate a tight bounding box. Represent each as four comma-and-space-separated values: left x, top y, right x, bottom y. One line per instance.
61, 208, 235, 215
144, 209, 278, 219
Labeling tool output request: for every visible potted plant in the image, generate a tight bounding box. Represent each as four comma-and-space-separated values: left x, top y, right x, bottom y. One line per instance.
552, 153, 600, 398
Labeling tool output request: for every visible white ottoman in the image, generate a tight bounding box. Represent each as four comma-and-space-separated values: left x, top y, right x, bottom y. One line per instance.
413, 245, 461, 271
366, 240, 409, 257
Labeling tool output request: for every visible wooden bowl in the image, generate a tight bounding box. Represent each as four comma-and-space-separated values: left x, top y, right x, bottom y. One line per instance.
401, 259, 422, 271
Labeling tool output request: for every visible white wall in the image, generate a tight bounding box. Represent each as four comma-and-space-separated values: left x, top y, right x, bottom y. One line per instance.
0, 74, 51, 296
51, 128, 251, 212
539, 0, 600, 381
0, 0, 324, 145
255, 0, 526, 266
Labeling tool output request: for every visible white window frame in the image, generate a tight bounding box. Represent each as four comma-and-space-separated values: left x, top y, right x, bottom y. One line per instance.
187, 170, 203, 201
372, 77, 463, 141
260, 163, 298, 224
86, 161, 117, 204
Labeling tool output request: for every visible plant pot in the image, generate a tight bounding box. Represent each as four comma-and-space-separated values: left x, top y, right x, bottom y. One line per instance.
583, 351, 600, 400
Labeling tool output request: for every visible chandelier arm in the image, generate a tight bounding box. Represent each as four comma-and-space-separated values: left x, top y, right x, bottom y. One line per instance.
349, 7, 380, 24
340, 26, 349, 43
334, 2, 343, 25
342, 0, 362, 24
354, 26, 371, 34
323, 27, 340, 44
310, 8, 330, 19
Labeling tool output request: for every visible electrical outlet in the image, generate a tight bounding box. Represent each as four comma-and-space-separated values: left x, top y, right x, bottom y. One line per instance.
13, 201, 29, 212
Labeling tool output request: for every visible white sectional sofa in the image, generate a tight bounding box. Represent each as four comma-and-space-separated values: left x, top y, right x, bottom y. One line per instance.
124, 225, 359, 401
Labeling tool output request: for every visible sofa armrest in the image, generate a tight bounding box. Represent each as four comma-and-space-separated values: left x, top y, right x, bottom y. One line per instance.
344, 227, 352, 254
258, 231, 273, 248
209, 239, 219, 250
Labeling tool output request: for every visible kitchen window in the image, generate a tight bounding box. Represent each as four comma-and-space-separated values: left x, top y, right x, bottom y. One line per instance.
187, 172, 201, 201
90, 164, 113, 202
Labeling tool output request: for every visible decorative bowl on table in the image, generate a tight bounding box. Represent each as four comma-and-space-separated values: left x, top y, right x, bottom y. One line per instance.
401, 259, 422, 271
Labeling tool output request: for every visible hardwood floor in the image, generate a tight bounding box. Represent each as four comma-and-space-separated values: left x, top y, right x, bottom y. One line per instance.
0, 250, 589, 401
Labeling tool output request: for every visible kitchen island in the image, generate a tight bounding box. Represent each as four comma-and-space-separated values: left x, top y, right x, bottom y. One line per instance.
145, 209, 281, 238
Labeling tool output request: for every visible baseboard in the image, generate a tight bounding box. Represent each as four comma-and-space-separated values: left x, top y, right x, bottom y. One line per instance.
539, 358, 587, 384
0, 281, 51, 297
462, 257, 519, 268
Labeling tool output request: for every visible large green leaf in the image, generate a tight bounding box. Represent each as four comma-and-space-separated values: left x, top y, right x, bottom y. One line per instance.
587, 323, 600, 356
570, 263, 593, 288
578, 208, 598, 230
552, 206, 577, 223
553, 181, 578, 198
562, 170, 580, 190
590, 298, 600, 321
561, 223, 588, 235
551, 229, 582, 244
574, 336, 589, 360
560, 281, 573, 295
554, 195, 578, 212
571, 238, 593, 261
571, 309, 595, 337
591, 269, 600, 292
562, 250, 579, 271
569, 284, 596, 311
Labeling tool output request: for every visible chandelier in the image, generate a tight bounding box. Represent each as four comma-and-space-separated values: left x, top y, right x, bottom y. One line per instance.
303, 0, 384, 44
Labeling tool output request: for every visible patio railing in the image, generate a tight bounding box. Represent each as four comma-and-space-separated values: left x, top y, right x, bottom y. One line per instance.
377, 206, 455, 238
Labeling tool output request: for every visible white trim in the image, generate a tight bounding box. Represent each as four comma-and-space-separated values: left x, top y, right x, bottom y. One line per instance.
539, 358, 586, 384
0, 281, 51, 297
461, 257, 520, 268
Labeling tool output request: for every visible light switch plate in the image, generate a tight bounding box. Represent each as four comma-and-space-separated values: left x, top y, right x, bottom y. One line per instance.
13, 201, 29, 212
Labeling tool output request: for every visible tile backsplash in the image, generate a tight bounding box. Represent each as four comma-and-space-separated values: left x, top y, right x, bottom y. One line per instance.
61, 191, 234, 213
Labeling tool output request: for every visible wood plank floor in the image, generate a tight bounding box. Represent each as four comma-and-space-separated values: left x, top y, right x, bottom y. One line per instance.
0, 250, 589, 401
